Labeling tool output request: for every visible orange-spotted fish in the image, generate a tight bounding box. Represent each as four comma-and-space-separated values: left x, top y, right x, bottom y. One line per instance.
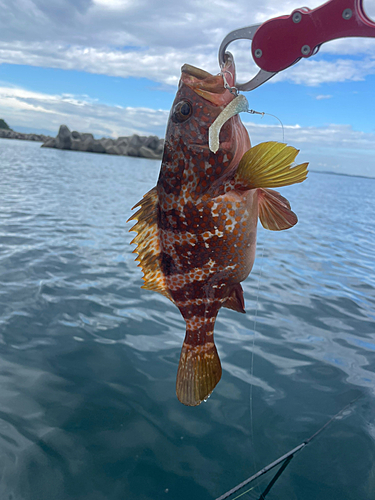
129, 54, 308, 406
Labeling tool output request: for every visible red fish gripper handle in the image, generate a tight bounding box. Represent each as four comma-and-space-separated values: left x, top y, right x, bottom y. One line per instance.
251, 0, 375, 73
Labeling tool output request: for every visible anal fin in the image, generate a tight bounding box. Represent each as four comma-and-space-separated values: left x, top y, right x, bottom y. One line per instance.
222, 283, 246, 313
176, 341, 222, 406
258, 188, 298, 231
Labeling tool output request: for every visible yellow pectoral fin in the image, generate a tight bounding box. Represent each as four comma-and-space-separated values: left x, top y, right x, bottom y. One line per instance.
258, 188, 298, 231
234, 141, 308, 189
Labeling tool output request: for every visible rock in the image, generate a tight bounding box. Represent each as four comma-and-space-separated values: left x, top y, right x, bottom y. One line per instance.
41, 138, 57, 148
0, 118, 11, 130
116, 136, 129, 146
138, 145, 163, 160
156, 139, 164, 154
127, 146, 140, 157
91, 141, 106, 154
128, 134, 146, 149
100, 138, 114, 151
118, 143, 130, 155
144, 135, 160, 151
106, 145, 123, 155
39, 126, 164, 159
82, 138, 95, 153
71, 131, 81, 140
115, 138, 129, 155
81, 133, 94, 141
76, 139, 92, 152
56, 125, 72, 150
70, 140, 81, 151
0, 129, 53, 143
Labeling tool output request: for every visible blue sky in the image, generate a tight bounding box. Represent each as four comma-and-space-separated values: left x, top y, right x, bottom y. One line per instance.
0, 0, 375, 176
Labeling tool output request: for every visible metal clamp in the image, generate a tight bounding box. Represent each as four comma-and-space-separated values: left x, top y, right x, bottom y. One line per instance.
218, 24, 276, 91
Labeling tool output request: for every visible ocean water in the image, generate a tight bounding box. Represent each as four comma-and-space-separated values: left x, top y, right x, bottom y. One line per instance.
0, 138, 374, 500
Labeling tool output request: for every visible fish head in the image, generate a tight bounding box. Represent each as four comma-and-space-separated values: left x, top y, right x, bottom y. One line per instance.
163, 53, 250, 184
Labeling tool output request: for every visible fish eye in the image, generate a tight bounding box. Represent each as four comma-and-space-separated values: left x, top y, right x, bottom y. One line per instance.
172, 100, 192, 123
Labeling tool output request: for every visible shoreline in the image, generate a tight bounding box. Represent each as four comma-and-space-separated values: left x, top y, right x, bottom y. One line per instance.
0, 128, 52, 143
0, 125, 164, 160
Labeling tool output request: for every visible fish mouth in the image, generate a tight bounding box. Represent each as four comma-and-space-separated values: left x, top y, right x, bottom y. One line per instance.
180, 53, 236, 105
181, 64, 212, 80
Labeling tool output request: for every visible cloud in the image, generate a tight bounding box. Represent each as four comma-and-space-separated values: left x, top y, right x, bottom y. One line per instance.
321, 38, 375, 56
1, 82, 374, 177
0, 85, 169, 138
0, 42, 212, 87
273, 57, 375, 86
243, 119, 375, 176
243, 119, 375, 151
315, 95, 332, 100
0, 0, 374, 87
1, 43, 374, 90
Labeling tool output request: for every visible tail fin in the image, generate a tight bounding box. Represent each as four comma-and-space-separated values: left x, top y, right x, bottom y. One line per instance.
176, 341, 222, 406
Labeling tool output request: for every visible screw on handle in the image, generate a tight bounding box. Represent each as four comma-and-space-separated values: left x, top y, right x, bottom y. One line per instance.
251, 0, 375, 74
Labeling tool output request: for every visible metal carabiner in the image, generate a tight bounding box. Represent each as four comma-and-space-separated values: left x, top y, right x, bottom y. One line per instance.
218, 24, 276, 92
218, 0, 375, 92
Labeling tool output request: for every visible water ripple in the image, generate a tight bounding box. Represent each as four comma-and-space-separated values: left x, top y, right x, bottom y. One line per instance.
0, 139, 374, 499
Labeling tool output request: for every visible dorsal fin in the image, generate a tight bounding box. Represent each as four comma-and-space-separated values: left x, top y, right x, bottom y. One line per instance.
128, 187, 173, 301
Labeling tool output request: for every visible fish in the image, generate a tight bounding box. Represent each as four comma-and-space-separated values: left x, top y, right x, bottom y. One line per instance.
128, 53, 308, 406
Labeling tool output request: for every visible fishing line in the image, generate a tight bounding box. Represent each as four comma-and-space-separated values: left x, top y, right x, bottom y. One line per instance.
247, 109, 285, 143
220, 69, 239, 96
216, 395, 362, 500
249, 239, 265, 496
225, 485, 257, 500
217, 75, 285, 142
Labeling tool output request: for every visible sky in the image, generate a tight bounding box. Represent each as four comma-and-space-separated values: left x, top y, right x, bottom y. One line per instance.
0, 0, 375, 176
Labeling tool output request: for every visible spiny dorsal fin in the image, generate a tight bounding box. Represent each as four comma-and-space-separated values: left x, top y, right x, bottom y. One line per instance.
235, 141, 308, 189
128, 187, 172, 301
258, 188, 298, 231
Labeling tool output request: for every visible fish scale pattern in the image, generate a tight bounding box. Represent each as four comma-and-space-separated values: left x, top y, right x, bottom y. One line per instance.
129, 54, 307, 406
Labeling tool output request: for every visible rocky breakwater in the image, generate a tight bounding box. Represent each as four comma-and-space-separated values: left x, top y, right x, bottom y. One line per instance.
42, 125, 164, 160
0, 128, 52, 142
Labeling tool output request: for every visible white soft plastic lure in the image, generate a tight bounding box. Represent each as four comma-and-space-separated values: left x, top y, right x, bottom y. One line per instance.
208, 94, 249, 153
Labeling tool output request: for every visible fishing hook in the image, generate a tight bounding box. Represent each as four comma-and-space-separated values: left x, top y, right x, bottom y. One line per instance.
220, 68, 239, 96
